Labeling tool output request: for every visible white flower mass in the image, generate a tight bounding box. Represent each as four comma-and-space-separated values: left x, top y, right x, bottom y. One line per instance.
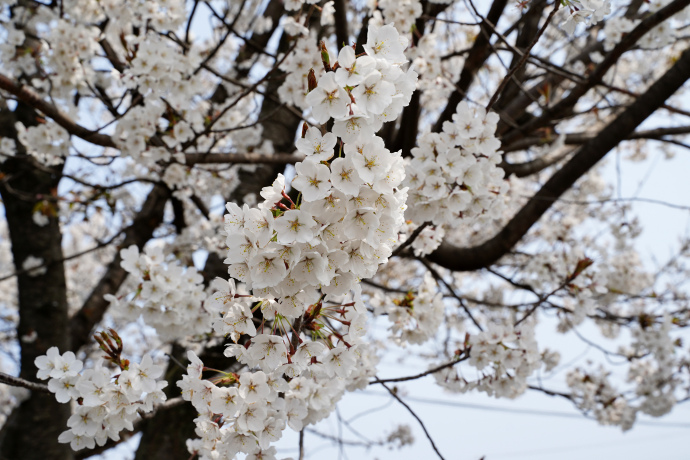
12, 0, 690, 457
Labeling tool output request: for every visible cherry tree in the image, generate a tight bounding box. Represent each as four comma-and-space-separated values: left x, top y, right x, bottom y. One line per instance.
1, 0, 690, 458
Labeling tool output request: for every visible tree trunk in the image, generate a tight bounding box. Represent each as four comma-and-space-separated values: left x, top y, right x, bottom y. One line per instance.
0, 105, 73, 460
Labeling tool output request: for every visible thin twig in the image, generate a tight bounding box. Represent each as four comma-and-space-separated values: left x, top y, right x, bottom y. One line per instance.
379, 381, 446, 460
304, 428, 384, 448
362, 279, 409, 294
527, 384, 574, 400
299, 429, 305, 460
370, 352, 470, 385
419, 258, 484, 331
166, 353, 187, 371
391, 222, 430, 257
486, 1, 561, 111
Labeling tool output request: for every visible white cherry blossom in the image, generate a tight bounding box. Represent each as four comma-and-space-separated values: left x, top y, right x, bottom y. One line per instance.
304, 73, 350, 123
296, 128, 337, 162
291, 160, 332, 202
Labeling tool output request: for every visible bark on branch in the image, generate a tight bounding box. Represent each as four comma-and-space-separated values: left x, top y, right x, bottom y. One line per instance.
0, 73, 117, 149
427, 46, 690, 271
185, 151, 302, 165
0, 372, 50, 393
432, 0, 508, 132
500, 0, 690, 146
69, 185, 169, 352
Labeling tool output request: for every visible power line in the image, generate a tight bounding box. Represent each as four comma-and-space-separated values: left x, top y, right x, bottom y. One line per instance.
483, 430, 688, 459
359, 391, 690, 428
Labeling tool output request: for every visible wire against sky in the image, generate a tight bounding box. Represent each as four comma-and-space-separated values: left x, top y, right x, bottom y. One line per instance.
359, 391, 690, 428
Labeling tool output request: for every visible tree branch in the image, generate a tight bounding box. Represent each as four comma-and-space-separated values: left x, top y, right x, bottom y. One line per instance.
500, 0, 690, 146
332, 0, 349, 48
501, 125, 690, 176
432, 0, 508, 132
428, 45, 690, 271
0, 372, 50, 393
486, 1, 560, 111
185, 152, 302, 166
379, 381, 446, 460
69, 185, 169, 352
370, 352, 470, 385
0, 73, 117, 149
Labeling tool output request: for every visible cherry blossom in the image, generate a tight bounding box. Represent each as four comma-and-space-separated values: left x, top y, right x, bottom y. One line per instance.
304, 73, 350, 123
3, 2, 689, 458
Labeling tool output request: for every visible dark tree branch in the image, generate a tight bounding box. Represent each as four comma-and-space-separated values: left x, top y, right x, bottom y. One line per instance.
496, 41, 603, 137
503, 125, 690, 153
432, 0, 508, 132
501, 125, 690, 177
354, 14, 370, 55
0, 372, 50, 393
185, 151, 302, 165
486, 1, 560, 111
500, 0, 690, 146
333, 0, 348, 48
0, 73, 117, 149
0, 228, 126, 284
518, 52, 690, 119
500, 149, 572, 177
492, 0, 548, 110
233, 0, 284, 78
69, 185, 169, 352
0, 103, 73, 460
427, 46, 690, 271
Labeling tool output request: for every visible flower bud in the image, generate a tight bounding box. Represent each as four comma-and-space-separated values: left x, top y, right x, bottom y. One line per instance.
320, 41, 331, 71
307, 68, 317, 92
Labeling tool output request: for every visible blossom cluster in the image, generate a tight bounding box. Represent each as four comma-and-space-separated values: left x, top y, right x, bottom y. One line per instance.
279, 24, 417, 126
566, 366, 636, 430
277, 36, 325, 108
0, 137, 16, 163
15, 121, 70, 166
380, 272, 445, 344
45, 19, 100, 95
2, 0, 689, 455
221, 27, 415, 307
174, 24, 417, 457
433, 322, 551, 399
122, 32, 204, 107
566, 314, 686, 431
34, 347, 167, 451
221, 136, 407, 298
378, 0, 423, 36
179, 346, 380, 459
627, 316, 679, 418
108, 244, 212, 340
21, 255, 46, 277
403, 101, 507, 255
